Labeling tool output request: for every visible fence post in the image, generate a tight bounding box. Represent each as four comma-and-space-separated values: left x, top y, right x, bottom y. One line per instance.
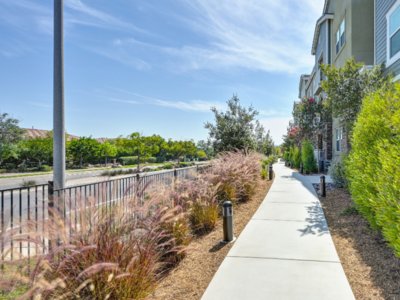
320, 175, 326, 197
173, 168, 178, 185
48, 181, 54, 250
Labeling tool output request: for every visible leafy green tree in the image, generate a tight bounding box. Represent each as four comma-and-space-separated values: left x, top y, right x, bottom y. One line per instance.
292, 97, 324, 142
254, 121, 274, 155
197, 140, 214, 158
205, 95, 258, 153
67, 137, 100, 168
321, 59, 389, 139
0, 113, 24, 166
98, 141, 117, 165
19, 137, 53, 168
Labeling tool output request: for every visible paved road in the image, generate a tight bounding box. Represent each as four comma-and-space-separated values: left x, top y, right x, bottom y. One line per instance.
202, 161, 354, 300
0, 168, 143, 190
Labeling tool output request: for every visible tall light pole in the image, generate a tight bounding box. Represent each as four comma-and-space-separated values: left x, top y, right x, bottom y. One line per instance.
53, 0, 65, 190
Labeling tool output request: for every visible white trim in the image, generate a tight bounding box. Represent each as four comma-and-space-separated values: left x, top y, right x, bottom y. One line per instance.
386, 0, 400, 67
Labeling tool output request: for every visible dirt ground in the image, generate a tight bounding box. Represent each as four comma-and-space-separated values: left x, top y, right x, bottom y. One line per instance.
320, 188, 400, 300
148, 180, 272, 300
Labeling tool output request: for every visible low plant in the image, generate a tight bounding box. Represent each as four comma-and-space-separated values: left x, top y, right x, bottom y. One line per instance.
20, 180, 37, 187
301, 140, 317, 174
1, 188, 187, 299
210, 151, 262, 203
340, 206, 359, 216
329, 157, 348, 188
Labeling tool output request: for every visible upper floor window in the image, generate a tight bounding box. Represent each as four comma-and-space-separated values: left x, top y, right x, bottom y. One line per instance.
336, 19, 345, 54
336, 127, 343, 152
387, 2, 400, 64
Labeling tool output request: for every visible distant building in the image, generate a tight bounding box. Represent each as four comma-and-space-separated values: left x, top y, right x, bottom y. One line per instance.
23, 128, 106, 143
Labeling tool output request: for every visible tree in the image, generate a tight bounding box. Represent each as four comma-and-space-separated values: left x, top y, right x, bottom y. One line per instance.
19, 137, 53, 168
205, 95, 258, 153
254, 121, 274, 155
98, 141, 117, 166
321, 59, 389, 139
197, 140, 214, 159
67, 137, 100, 168
0, 113, 24, 166
292, 97, 324, 142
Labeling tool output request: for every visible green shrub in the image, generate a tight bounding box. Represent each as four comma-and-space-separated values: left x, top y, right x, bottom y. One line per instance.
146, 157, 157, 164
189, 202, 219, 235
293, 147, 301, 169
119, 156, 139, 165
20, 180, 37, 187
329, 157, 348, 188
283, 151, 290, 163
38, 164, 52, 172
4, 163, 16, 171
162, 163, 174, 170
301, 140, 317, 174
346, 83, 400, 256
260, 168, 267, 180
178, 161, 194, 168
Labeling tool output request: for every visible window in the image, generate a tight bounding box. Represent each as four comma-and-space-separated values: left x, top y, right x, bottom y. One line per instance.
387, 2, 400, 64
336, 18, 345, 54
336, 128, 343, 152
318, 56, 324, 80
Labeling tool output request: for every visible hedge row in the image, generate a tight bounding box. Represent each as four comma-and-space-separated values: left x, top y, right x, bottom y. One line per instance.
346, 84, 400, 256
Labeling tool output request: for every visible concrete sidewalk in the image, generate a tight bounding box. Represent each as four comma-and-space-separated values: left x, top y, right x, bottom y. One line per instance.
202, 161, 354, 300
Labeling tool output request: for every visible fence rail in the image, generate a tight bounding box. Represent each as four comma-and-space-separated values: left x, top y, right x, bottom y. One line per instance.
0, 165, 206, 269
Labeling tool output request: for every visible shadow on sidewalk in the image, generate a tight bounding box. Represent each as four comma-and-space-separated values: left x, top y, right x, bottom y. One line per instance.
298, 203, 329, 236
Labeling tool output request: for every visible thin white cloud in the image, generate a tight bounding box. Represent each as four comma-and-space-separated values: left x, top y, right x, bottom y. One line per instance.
27, 101, 51, 109
108, 98, 140, 105
85, 46, 151, 70
105, 88, 223, 113
64, 0, 146, 33
166, 0, 324, 74
154, 99, 223, 112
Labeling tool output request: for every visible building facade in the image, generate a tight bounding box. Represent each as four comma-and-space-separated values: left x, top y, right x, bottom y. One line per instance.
375, 0, 400, 79
298, 0, 374, 171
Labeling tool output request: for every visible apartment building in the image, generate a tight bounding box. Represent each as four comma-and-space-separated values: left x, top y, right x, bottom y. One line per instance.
375, 0, 400, 80
298, 0, 374, 171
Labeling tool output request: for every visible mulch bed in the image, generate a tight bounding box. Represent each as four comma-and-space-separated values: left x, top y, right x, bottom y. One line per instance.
147, 179, 273, 300
319, 187, 400, 299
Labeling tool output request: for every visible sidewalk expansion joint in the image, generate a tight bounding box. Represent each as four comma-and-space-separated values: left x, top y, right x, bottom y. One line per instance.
251, 218, 308, 222
226, 255, 341, 264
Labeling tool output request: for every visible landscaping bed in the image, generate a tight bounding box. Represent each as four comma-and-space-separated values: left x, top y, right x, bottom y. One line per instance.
319, 188, 400, 299
148, 179, 272, 300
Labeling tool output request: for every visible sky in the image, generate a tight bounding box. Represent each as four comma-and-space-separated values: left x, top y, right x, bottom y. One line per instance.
0, 0, 324, 144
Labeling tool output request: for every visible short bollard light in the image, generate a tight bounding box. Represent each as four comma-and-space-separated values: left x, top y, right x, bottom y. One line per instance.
320, 175, 326, 197
268, 164, 273, 181
222, 201, 234, 242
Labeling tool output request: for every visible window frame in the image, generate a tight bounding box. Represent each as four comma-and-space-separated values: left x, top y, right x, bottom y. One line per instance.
386, 0, 400, 67
336, 18, 346, 54
336, 127, 342, 152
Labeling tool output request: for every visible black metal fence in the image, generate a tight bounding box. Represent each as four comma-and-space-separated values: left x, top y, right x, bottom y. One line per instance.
0, 165, 203, 268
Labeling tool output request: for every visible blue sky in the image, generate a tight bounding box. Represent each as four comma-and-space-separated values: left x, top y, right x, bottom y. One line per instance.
0, 0, 324, 144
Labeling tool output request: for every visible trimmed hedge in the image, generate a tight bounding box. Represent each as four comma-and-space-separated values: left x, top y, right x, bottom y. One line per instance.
346, 84, 400, 256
